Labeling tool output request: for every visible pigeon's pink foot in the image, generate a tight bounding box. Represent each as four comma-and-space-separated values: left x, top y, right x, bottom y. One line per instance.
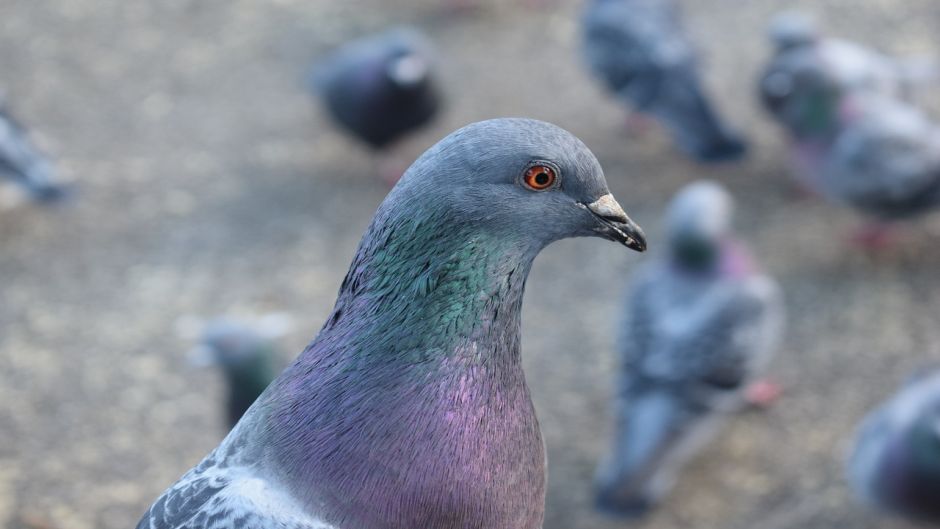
789, 181, 818, 200
376, 156, 410, 188
623, 113, 655, 137
851, 223, 898, 251
745, 379, 782, 408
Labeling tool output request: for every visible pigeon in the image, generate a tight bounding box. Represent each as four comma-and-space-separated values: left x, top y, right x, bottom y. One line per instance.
819, 94, 940, 223
759, 20, 940, 233
759, 12, 938, 190
848, 369, 940, 524
136, 118, 647, 529
0, 96, 68, 203
761, 12, 936, 120
188, 317, 288, 428
581, 0, 747, 162
594, 181, 783, 517
312, 28, 441, 183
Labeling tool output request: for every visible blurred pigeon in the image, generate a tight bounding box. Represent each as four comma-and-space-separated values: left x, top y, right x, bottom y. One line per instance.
136, 118, 646, 529
820, 94, 940, 224
848, 369, 940, 524
760, 22, 940, 237
759, 12, 937, 192
312, 28, 441, 183
189, 316, 291, 428
761, 12, 936, 119
581, 0, 747, 162
594, 181, 783, 517
0, 97, 68, 203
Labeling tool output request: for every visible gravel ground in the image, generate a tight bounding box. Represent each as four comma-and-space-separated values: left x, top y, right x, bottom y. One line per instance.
2, 1, 940, 528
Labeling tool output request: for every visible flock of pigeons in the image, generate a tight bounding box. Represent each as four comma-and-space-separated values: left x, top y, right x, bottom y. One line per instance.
3, 1, 939, 528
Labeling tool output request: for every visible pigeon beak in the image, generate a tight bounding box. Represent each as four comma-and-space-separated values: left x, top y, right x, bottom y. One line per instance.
580, 194, 647, 252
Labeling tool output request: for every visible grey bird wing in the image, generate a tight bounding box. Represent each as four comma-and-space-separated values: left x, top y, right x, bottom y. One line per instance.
825, 96, 940, 219
136, 451, 335, 529
582, 0, 745, 161
582, 0, 693, 106
597, 269, 783, 512
686, 276, 784, 395
622, 269, 783, 398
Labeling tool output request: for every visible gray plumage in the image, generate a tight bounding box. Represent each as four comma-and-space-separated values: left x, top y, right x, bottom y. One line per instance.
820, 94, 940, 220
0, 98, 68, 202
136, 118, 646, 529
759, 15, 940, 221
312, 28, 441, 149
581, 0, 747, 162
848, 369, 940, 523
760, 12, 936, 141
595, 181, 783, 517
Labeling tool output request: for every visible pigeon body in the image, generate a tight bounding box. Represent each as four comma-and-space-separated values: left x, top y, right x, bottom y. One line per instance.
190, 319, 283, 428
137, 118, 646, 529
313, 28, 441, 150
760, 18, 940, 222
581, 0, 747, 162
594, 181, 782, 517
761, 12, 935, 123
821, 95, 940, 220
848, 370, 940, 524
0, 102, 67, 202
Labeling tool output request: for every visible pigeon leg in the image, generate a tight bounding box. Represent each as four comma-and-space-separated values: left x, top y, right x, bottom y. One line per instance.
744, 378, 782, 408
850, 222, 899, 251
375, 153, 411, 188
623, 111, 655, 137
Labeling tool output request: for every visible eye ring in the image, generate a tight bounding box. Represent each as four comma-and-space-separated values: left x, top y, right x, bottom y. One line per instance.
521, 163, 559, 191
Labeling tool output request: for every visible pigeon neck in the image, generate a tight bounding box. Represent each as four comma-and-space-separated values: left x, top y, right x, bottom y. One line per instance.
328, 206, 538, 363
252, 208, 546, 529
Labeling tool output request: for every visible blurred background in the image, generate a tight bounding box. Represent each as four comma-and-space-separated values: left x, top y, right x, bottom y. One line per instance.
1, 0, 940, 528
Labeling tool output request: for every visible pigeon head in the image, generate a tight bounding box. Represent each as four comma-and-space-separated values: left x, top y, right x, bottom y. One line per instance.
190, 319, 274, 371
760, 51, 843, 139
389, 118, 647, 252
769, 11, 819, 52
665, 180, 732, 270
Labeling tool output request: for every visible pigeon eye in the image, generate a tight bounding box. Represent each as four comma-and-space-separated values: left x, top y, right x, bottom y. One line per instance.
522, 165, 557, 191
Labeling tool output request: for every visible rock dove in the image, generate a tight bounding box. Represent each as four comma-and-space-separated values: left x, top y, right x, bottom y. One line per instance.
759, 13, 937, 185
136, 118, 646, 529
761, 12, 936, 121
312, 28, 441, 183
759, 20, 940, 232
0, 97, 68, 203
581, 0, 747, 162
189, 317, 287, 428
820, 94, 940, 223
594, 181, 783, 517
848, 369, 940, 524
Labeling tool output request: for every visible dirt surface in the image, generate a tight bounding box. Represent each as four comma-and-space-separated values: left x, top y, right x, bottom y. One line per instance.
2, 1, 940, 528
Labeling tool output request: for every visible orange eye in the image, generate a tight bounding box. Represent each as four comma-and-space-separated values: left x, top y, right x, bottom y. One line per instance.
523, 165, 557, 191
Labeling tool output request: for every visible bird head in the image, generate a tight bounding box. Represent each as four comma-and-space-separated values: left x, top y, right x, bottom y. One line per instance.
760, 51, 843, 139
390, 118, 647, 253
665, 180, 732, 270
189, 319, 280, 372
768, 11, 820, 52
